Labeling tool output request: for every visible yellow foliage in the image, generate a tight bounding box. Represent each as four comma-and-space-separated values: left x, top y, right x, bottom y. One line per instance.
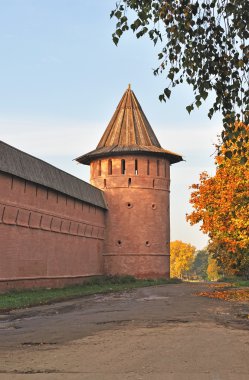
170, 240, 196, 278
207, 258, 219, 281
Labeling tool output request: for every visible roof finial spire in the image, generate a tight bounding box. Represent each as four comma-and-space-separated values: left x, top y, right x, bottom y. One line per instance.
128, 83, 131, 90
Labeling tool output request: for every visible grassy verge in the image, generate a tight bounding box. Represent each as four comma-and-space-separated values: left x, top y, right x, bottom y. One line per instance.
0, 276, 181, 312
218, 277, 249, 287
233, 280, 249, 287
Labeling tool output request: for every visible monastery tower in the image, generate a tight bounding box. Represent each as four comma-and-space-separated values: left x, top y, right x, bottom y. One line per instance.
76, 85, 182, 278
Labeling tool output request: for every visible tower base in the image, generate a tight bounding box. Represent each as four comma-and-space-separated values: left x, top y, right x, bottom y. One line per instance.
104, 254, 170, 279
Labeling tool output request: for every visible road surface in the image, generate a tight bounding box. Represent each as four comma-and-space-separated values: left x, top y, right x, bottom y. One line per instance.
0, 282, 249, 379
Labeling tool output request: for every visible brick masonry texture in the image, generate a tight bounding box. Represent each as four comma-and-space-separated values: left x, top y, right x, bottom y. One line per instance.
0, 153, 174, 290
0, 86, 181, 290
90, 155, 171, 279
0, 171, 105, 291
0, 152, 172, 289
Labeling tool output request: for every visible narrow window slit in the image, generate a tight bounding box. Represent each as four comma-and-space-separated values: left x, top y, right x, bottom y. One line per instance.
135, 159, 138, 175
157, 160, 160, 176
121, 159, 126, 174
108, 159, 112, 175
98, 160, 102, 176
147, 160, 150, 175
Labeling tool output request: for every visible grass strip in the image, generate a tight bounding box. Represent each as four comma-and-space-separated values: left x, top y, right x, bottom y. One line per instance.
0, 276, 181, 311
218, 277, 249, 288
233, 280, 249, 287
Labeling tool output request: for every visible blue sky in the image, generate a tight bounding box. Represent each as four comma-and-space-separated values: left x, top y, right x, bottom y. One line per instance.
0, 1, 223, 249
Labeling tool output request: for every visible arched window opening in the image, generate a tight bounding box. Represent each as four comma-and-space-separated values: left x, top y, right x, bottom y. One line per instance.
147, 160, 150, 175
121, 159, 126, 174
108, 159, 112, 175
157, 160, 160, 176
98, 160, 101, 176
135, 159, 138, 175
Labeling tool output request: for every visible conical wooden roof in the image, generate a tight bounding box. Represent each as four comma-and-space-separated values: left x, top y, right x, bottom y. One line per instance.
76, 85, 182, 165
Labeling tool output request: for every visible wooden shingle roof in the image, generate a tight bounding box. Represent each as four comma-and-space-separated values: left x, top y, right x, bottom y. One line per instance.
76, 85, 183, 165
0, 141, 107, 209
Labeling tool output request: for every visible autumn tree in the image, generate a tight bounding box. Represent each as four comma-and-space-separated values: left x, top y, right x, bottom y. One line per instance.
189, 249, 209, 280
187, 123, 249, 276
111, 0, 249, 149
207, 257, 220, 281
170, 240, 196, 278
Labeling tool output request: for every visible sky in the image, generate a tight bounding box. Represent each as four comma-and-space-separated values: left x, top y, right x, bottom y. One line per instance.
0, 1, 223, 250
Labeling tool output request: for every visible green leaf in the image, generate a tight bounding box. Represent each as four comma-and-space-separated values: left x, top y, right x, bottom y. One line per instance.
240, 156, 247, 164
168, 72, 174, 81
112, 36, 119, 46
164, 88, 171, 98
225, 151, 232, 159
120, 16, 128, 24
201, 91, 208, 100
116, 29, 123, 37
186, 104, 194, 114
115, 10, 122, 19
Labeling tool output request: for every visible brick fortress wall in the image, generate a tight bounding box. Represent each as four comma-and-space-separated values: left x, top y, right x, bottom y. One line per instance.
0, 171, 106, 291
90, 155, 170, 279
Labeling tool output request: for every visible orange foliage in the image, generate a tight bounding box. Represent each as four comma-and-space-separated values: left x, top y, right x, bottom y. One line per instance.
197, 289, 249, 303
186, 122, 249, 274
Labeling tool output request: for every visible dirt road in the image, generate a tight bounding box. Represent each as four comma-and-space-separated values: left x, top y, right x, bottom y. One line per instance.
1, 282, 249, 379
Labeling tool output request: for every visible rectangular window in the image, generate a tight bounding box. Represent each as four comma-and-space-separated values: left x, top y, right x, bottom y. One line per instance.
98, 160, 101, 176
157, 160, 160, 176
135, 159, 138, 175
108, 159, 112, 175
121, 159, 126, 174
147, 160, 150, 175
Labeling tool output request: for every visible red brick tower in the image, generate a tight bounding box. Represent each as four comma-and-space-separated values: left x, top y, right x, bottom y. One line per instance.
76, 85, 182, 278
